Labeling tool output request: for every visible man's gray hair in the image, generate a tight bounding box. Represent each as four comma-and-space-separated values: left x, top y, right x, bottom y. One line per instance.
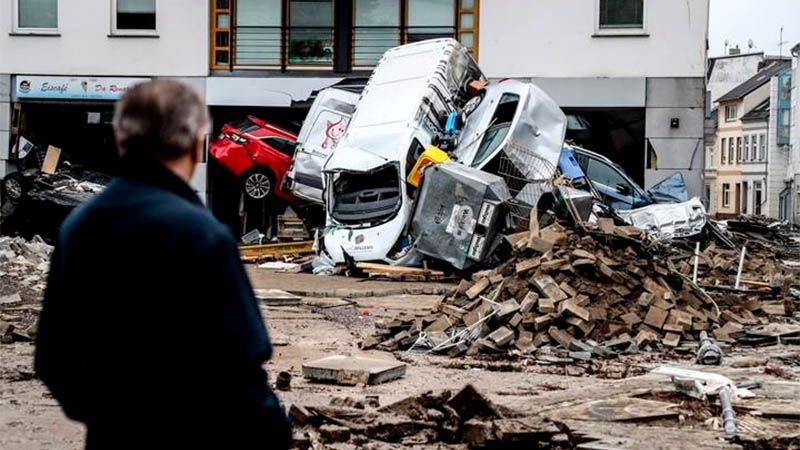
113, 79, 209, 160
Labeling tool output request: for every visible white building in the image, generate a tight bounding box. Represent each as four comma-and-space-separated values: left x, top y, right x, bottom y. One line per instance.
2, 0, 712, 232
707, 52, 768, 108
0, 0, 209, 192
479, 0, 709, 197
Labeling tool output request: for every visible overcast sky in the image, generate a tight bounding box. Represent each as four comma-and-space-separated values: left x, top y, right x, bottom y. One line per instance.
709, 0, 800, 57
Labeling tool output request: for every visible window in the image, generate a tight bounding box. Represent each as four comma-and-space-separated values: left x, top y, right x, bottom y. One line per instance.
598, 0, 644, 28
263, 137, 298, 157
458, 0, 479, 57
211, 0, 233, 68
725, 105, 737, 122
354, 0, 401, 67
704, 184, 711, 208
720, 138, 727, 164
14, 0, 58, 32
728, 138, 734, 164
585, 158, 630, 191
235, 0, 281, 66
743, 136, 749, 162
759, 134, 766, 161
113, 0, 156, 33
736, 137, 742, 162
722, 183, 730, 208
408, 0, 456, 43
288, 0, 334, 65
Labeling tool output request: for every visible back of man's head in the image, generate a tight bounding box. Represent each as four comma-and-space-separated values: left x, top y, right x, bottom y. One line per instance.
113, 79, 209, 161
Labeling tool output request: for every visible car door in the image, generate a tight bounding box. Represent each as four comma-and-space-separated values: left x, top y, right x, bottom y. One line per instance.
575, 153, 646, 210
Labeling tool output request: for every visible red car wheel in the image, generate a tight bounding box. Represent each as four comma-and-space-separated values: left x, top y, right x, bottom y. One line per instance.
242, 168, 274, 201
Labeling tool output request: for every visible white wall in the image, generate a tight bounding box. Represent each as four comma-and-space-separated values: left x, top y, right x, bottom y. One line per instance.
707, 53, 764, 106
0, 0, 208, 76
479, 0, 709, 79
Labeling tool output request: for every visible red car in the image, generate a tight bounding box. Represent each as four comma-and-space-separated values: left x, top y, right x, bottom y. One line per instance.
209, 116, 300, 205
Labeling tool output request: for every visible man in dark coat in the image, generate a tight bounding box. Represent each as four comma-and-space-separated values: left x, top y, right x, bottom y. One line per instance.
34, 79, 291, 449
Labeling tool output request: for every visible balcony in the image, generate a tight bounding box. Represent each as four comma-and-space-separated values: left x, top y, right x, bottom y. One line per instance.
221, 25, 456, 71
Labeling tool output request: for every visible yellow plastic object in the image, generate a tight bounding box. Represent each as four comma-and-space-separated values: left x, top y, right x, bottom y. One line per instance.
407, 145, 451, 187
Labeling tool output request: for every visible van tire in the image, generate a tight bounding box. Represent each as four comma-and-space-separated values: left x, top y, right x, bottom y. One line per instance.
2, 172, 27, 205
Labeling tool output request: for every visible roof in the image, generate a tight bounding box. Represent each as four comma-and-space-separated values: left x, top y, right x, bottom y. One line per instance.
741, 99, 770, 122
716, 61, 791, 103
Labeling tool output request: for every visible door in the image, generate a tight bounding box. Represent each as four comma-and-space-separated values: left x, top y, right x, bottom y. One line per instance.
735, 183, 741, 214
741, 182, 748, 215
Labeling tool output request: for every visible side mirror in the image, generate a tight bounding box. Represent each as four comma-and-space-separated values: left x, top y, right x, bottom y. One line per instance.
615, 183, 632, 195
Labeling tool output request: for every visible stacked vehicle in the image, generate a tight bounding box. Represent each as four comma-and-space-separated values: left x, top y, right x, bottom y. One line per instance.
286, 38, 708, 270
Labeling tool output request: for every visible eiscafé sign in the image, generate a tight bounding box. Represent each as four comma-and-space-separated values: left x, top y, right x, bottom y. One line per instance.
14, 76, 150, 101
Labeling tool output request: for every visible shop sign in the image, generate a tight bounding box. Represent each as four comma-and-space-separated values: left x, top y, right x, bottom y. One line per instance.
14, 76, 150, 101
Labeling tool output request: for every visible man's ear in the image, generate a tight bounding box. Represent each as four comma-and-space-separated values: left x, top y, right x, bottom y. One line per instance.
193, 131, 205, 164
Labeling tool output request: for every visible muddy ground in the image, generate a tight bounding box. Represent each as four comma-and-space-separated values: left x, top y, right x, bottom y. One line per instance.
1, 269, 798, 449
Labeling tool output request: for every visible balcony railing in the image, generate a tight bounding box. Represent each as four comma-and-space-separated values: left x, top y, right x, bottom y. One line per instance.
230, 25, 456, 70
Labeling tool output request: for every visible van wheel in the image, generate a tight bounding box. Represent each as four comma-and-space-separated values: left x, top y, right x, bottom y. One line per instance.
242, 168, 274, 201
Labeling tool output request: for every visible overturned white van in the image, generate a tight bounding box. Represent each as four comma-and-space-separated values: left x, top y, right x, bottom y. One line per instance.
285, 88, 361, 205
320, 39, 484, 265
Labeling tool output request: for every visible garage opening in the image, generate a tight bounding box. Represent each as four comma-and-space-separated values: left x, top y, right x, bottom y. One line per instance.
563, 108, 646, 187
208, 106, 310, 240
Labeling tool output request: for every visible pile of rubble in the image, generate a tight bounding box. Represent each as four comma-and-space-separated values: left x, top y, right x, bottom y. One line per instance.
290, 385, 572, 449
364, 217, 799, 360
0, 235, 52, 341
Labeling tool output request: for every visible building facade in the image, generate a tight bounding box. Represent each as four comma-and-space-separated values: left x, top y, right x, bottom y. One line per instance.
2, 0, 712, 228
0, 0, 209, 192
706, 62, 792, 219
790, 43, 800, 223
480, 0, 709, 197
204, 0, 709, 198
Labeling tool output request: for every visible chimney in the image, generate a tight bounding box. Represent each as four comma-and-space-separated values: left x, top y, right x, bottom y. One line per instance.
729, 45, 741, 56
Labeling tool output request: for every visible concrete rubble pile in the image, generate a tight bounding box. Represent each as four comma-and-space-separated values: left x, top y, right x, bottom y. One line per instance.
363, 217, 800, 360
289, 384, 574, 449
0, 235, 52, 342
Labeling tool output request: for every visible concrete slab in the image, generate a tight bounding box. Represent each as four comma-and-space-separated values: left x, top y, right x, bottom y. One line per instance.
302, 355, 407, 386
253, 289, 302, 306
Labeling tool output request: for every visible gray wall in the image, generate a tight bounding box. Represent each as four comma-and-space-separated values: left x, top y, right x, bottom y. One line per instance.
645, 78, 706, 198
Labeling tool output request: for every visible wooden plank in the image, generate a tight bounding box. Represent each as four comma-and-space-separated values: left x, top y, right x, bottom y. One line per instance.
356, 262, 445, 276
239, 241, 314, 259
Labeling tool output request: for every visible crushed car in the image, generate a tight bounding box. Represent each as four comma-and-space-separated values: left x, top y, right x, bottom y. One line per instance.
560, 145, 707, 240
209, 116, 302, 206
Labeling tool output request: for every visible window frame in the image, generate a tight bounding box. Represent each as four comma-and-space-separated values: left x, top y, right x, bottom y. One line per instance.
743, 136, 749, 162
736, 137, 742, 163
720, 137, 727, 165
110, 0, 159, 37
728, 138, 734, 164
722, 183, 730, 208
725, 105, 737, 122
594, 0, 648, 37
11, 0, 59, 35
